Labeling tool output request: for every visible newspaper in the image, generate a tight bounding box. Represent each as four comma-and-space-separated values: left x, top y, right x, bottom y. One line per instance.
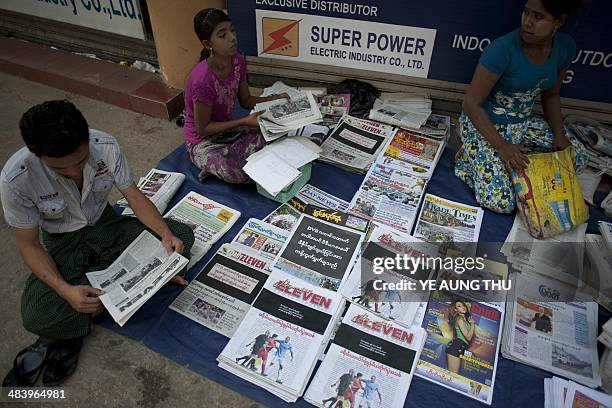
369, 94, 432, 130
415, 290, 504, 405
255, 91, 323, 142
413, 194, 484, 242
231, 218, 290, 261
544, 376, 569, 408
501, 270, 601, 388
348, 162, 427, 233
602, 190, 612, 217
169, 250, 270, 337
565, 115, 612, 157
264, 197, 369, 234
320, 115, 397, 173
117, 168, 185, 216
297, 184, 350, 212
86, 230, 188, 326
217, 269, 345, 402
305, 304, 427, 408
563, 380, 612, 408
377, 129, 444, 178
342, 224, 437, 328
164, 192, 240, 270
418, 114, 451, 138
289, 94, 351, 145
272, 214, 364, 292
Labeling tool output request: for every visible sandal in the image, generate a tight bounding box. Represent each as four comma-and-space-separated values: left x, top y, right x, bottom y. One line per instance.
42, 337, 83, 387
2, 338, 54, 387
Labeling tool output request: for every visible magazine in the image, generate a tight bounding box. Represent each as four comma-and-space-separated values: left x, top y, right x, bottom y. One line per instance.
342, 224, 438, 328
305, 304, 427, 408
231, 218, 290, 261
501, 270, 601, 388
415, 290, 504, 405
348, 162, 427, 233
271, 213, 365, 292
217, 269, 345, 402
164, 192, 241, 270
376, 129, 444, 178
320, 115, 397, 173
117, 168, 185, 216
169, 251, 269, 337
413, 194, 484, 243
86, 230, 188, 326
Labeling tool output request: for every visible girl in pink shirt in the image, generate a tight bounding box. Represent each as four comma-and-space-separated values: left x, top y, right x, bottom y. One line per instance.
184, 9, 286, 183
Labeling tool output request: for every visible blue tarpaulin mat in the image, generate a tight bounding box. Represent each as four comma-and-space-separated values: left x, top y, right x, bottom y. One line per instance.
96, 142, 611, 407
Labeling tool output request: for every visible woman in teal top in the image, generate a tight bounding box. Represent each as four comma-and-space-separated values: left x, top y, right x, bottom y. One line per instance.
456, 0, 588, 213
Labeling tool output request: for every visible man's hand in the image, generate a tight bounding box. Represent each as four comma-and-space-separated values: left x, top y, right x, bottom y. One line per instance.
242, 111, 265, 127
553, 134, 572, 151
161, 233, 184, 255
62, 285, 105, 314
498, 142, 530, 171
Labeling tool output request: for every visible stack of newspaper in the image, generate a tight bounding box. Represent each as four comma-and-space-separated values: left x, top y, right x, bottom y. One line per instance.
304, 304, 427, 408
413, 194, 484, 243
501, 269, 601, 388
599, 320, 612, 393
544, 376, 612, 408
583, 233, 612, 312
217, 269, 345, 402
415, 290, 505, 405
319, 115, 397, 173
163, 192, 241, 270
341, 224, 438, 328
169, 244, 271, 337
86, 230, 188, 326
255, 82, 323, 142
501, 214, 586, 284
244, 136, 320, 197
117, 168, 185, 216
565, 115, 612, 177
368, 93, 432, 130
418, 113, 451, 139
288, 93, 351, 145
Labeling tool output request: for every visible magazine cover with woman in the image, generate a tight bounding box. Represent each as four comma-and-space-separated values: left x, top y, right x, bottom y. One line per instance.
415, 290, 504, 404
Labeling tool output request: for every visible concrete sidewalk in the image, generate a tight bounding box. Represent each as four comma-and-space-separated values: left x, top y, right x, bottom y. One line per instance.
0, 72, 258, 408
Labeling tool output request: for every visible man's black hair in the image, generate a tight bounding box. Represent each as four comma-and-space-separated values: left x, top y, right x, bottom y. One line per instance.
19, 100, 89, 157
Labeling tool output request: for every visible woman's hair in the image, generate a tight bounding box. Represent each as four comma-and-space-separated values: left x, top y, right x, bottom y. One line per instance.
194, 8, 231, 61
541, 0, 582, 18
448, 300, 471, 336
19, 100, 89, 157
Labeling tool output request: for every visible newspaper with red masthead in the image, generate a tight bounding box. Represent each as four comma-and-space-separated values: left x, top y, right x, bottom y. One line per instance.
217, 269, 345, 402
304, 303, 427, 408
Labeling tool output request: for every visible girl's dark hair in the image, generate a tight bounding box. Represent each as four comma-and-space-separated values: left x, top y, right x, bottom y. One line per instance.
194, 8, 231, 61
19, 100, 89, 157
541, 0, 582, 18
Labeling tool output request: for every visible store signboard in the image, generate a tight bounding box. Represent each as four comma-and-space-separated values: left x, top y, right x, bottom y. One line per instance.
230, 0, 612, 104
1, 0, 146, 40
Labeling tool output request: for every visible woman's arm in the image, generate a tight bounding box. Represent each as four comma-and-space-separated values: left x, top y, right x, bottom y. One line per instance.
463, 64, 529, 170
194, 101, 262, 138
541, 68, 571, 150
457, 318, 476, 341
238, 81, 288, 110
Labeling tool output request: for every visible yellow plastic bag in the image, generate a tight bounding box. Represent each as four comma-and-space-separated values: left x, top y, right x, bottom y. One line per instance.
511, 147, 589, 239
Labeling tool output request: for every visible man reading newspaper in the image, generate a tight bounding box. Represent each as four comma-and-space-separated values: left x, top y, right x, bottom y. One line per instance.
0, 101, 194, 387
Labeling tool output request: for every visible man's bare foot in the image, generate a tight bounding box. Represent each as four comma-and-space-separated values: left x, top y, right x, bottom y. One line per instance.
197, 170, 209, 182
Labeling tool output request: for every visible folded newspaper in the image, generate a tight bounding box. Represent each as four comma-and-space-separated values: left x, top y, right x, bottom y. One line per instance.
319, 115, 397, 173
169, 248, 270, 337
117, 168, 185, 216
368, 93, 432, 130
304, 303, 427, 408
413, 194, 484, 243
230, 218, 290, 262
376, 129, 445, 179
544, 376, 612, 408
86, 230, 188, 326
217, 269, 345, 402
164, 192, 241, 270
565, 115, 612, 157
501, 270, 601, 388
288, 93, 351, 145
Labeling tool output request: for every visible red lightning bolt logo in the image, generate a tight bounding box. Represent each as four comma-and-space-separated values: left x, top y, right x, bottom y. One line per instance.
262, 19, 301, 54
